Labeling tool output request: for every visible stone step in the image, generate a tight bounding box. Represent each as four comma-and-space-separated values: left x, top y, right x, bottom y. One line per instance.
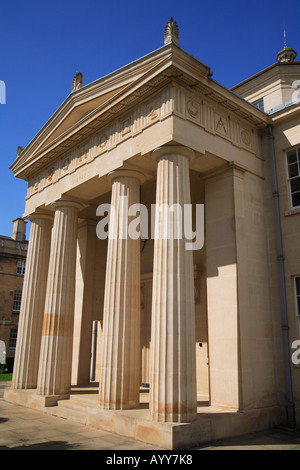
52, 398, 90, 424
62, 395, 98, 411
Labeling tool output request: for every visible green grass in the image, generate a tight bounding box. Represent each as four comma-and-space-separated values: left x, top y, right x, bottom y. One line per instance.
0, 373, 12, 382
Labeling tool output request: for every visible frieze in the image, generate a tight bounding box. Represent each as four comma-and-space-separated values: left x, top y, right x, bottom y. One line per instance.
26, 84, 260, 199
27, 89, 168, 198
181, 86, 259, 154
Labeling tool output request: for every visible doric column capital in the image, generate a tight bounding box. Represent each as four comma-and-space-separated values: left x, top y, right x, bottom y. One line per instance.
26, 209, 53, 223
51, 195, 86, 211
107, 169, 146, 184
151, 145, 195, 163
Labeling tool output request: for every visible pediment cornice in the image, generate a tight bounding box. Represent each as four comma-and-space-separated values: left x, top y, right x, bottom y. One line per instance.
11, 45, 174, 178
11, 44, 268, 180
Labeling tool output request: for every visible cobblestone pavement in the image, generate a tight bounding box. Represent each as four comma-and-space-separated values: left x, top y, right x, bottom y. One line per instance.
1, 382, 300, 451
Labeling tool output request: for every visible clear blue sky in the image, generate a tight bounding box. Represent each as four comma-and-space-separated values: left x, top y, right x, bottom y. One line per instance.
0, 0, 298, 238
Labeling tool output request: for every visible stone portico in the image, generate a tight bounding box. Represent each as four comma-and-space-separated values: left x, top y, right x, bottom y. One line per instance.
5, 20, 284, 448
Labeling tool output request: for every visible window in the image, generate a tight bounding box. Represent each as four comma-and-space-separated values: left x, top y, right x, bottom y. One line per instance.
9, 329, 17, 349
12, 291, 22, 313
296, 277, 300, 336
253, 98, 264, 112
286, 147, 300, 208
16, 259, 26, 275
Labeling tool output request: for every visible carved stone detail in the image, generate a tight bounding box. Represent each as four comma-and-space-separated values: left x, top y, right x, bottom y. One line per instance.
62, 157, 70, 172
143, 97, 162, 126
164, 17, 179, 47
77, 143, 89, 165
241, 129, 251, 147
147, 104, 159, 122
26, 85, 259, 200
120, 116, 131, 137
47, 167, 55, 183
186, 99, 200, 120
98, 133, 108, 149
72, 72, 83, 92
16, 146, 24, 158
215, 114, 228, 135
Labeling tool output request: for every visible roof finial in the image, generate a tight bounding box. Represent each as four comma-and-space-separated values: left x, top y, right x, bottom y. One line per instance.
72, 72, 83, 92
284, 25, 287, 48
16, 146, 24, 158
276, 28, 297, 63
164, 17, 180, 47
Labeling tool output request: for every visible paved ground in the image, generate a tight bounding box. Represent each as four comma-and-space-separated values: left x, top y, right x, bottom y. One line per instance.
1, 381, 300, 451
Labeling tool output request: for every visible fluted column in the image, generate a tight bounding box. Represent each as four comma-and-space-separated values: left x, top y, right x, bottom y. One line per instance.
37, 198, 82, 397
12, 212, 53, 389
99, 170, 144, 410
150, 146, 197, 423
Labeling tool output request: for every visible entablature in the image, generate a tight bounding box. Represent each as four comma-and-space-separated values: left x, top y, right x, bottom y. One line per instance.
12, 44, 268, 183
22, 79, 267, 219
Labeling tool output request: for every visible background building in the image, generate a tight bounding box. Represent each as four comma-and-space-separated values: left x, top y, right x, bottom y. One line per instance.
0, 218, 28, 371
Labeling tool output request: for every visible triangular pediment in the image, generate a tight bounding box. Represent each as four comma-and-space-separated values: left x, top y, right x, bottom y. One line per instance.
40, 86, 126, 151
11, 43, 267, 180
12, 46, 177, 178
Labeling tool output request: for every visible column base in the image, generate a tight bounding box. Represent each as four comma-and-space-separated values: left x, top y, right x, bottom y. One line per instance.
4, 387, 69, 409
